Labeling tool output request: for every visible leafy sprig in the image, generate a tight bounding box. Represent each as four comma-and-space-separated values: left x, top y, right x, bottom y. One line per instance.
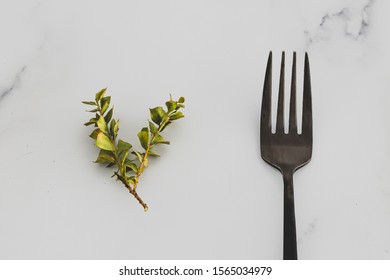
83, 88, 185, 211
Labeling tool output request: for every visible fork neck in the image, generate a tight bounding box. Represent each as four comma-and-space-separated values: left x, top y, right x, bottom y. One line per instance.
281, 168, 297, 260
282, 168, 294, 179
282, 169, 295, 204
280, 166, 294, 178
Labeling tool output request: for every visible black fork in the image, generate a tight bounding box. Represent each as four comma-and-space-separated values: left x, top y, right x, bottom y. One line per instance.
260, 51, 313, 260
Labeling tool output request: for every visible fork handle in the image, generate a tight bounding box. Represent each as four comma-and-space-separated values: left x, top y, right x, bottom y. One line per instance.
283, 170, 298, 260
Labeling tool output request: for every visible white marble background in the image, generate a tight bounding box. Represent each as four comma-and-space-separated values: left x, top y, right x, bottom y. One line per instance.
0, 0, 389, 259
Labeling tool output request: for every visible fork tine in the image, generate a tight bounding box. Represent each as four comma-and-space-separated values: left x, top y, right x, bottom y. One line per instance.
261, 51, 272, 132
302, 52, 312, 136
289, 52, 297, 133
276, 52, 285, 133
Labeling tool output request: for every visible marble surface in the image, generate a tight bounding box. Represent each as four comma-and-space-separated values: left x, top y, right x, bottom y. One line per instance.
0, 0, 389, 260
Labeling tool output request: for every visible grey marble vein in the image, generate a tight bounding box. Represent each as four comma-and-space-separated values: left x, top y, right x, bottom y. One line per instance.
305, 0, 375, 46
303, 218, 317, 236
0, 65, 27, 102
358, 0, 375, 37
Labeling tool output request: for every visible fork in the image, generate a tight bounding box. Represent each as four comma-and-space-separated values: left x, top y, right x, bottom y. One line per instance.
260, 51, 313, 260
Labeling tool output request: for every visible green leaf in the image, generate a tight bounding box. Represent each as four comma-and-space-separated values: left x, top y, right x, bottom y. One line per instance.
133, 150, 143, 163
95, 149, 115, 163
178, 96, 185, 103
96, 132, 115, 151
127, 176, 136, 185
117, 139, 132, 155
84, 117, 98, 127
160, 120, 172, 132
100, 96, 111, 115
87, 108, 99, 113
84, 121, 96, 126
89, 128, 100, 139
148, 150, 160, 157
97, 116, 108, 134
149, 121, 158, 135
150, 107, 167, 125
165, 101, 177, 113
110, 119, 119, 139
126, 162, 138, 173
104, 108, 113, 123
121, 150, 129, 168
82, 101, 96, 106
137, 127, 149, 150
169, 111, 184, 120
153, 134, 170, 145
124, 157, 135, 164
95, 88, 107, 103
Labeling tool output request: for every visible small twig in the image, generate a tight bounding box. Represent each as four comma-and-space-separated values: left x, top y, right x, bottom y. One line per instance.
115, 172, 148, 211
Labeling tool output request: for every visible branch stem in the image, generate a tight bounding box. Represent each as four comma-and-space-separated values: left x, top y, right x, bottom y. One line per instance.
115, 172, 148, 211
133, 121, 165, 190
133, 147, 150, 191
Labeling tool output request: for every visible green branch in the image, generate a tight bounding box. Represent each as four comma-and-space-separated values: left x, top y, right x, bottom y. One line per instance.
83, 89, 185, 212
